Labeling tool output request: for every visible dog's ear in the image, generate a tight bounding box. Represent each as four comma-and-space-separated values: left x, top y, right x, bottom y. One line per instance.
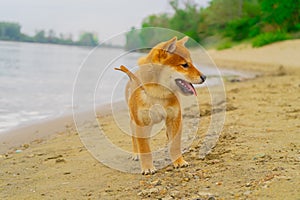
178, 36, 189, 46
164, 36, 177, 53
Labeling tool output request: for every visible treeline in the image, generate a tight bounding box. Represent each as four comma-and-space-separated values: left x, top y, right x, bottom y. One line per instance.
0, 22, 99, 47
126, 0, 300, 49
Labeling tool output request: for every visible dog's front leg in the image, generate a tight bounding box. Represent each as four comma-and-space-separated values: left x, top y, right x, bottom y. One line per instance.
166, 114, 189, 168
130, 120, 139, 161
136, 125, 156, 175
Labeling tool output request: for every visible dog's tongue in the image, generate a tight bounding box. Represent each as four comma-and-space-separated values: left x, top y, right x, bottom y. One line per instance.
187, 83, 197, 96
176, 79, 197, 96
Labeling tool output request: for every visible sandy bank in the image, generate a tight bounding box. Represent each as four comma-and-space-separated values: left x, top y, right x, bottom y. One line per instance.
209, 39, 300, 74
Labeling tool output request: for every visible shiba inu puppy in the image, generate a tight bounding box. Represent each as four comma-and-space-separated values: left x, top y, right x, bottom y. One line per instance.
115, 36, 206, 174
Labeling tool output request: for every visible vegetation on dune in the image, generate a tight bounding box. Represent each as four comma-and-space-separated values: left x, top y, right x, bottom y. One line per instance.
126, 0, 300, 49
252, 32, 290, 47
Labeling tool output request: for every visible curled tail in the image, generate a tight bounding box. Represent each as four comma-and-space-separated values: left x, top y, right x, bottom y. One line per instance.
114, 65, 142, 86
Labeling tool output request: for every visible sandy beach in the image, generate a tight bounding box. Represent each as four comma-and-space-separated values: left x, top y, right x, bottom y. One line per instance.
1, 40, 299, 199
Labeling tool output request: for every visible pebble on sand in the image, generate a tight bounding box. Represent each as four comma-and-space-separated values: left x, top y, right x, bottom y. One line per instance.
15, 150, 22, 153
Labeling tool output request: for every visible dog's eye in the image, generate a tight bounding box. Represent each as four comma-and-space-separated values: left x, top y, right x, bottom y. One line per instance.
181, 63, 189, 68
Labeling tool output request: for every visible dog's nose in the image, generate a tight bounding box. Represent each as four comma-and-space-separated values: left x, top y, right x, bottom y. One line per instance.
200, 74, 206, 83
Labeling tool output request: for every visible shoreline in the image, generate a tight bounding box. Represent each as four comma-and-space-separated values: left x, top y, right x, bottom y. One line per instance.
0, 113, 75, 154
0, 102, 126, 154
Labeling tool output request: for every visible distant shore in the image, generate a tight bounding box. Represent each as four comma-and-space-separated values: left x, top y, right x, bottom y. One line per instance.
0, 40, 299, 199
0, 39, 123, 49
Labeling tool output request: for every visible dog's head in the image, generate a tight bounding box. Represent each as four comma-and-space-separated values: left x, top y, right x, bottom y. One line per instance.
138, 36, 206, 96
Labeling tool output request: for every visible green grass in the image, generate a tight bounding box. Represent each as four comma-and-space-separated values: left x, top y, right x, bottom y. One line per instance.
216, 41, 233, 50
252, 32, 289, 47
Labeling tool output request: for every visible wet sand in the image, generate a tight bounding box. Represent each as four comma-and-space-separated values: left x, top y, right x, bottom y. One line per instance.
0, 40, 299, 199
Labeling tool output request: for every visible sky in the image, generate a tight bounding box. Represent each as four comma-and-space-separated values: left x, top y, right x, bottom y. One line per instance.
0, 0, 210, 41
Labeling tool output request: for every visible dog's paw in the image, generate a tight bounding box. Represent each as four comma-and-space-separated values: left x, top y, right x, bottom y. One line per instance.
173, 158, 189, 168
141, 167, 157, 175
131, 154, 139, 161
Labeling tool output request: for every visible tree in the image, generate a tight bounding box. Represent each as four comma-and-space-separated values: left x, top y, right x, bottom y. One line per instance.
77, 32, 98, 46
260, 0, 300, 31
142, 14, 170, 28
141, 0, 203, 42
0, 22, 21, 40
169, 0, 202, 42
204, 0, 241, 30
125, 27, 144, 50
34, 30, 47, 43
47, 29, 56, 43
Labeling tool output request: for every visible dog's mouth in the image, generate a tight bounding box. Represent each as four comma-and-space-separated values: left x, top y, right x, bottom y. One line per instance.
175, 79, 197, 96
